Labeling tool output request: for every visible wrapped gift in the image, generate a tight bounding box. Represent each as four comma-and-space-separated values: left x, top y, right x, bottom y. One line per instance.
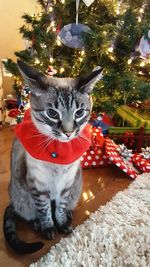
81, 127, 111, 168
90, 112, 113, 134
117, 105, 150, 128
132, 153, 150, 173
105, 138, 138, 179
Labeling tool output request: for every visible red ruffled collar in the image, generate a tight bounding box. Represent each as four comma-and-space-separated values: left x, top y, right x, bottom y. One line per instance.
15, 109, 91, 164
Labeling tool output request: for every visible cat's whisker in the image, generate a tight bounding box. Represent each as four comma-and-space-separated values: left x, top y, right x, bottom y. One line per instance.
35, 137, 52, 149
31, 133, 53, 152
36, 136, 54, 150
26, 132, 45, 139
39, 138, 55, 155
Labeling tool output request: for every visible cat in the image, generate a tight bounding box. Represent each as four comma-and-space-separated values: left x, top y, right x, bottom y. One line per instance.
3, 60, 102, 253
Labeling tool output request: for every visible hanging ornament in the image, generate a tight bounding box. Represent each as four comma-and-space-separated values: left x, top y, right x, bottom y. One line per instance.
58, 0, 91, 48
138, 29, 150, 58
24, 39, 37, 57
46, 65, 57, 76
82, 0, 94, 7
24, 39, 32, 50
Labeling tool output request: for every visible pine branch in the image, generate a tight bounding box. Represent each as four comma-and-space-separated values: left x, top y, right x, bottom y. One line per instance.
36, 0, 46, 9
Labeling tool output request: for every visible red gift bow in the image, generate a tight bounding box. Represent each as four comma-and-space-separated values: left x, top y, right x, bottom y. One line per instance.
91, 126, 104, 148
124, 131, 135, 147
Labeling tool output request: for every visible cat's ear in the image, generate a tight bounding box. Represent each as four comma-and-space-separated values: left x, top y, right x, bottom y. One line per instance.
76, 67, 103, 94
17, 60, 48, 92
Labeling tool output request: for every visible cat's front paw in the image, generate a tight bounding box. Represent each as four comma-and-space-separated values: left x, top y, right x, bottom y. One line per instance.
58, 223, 73, 234
31, 218, 41, 232
66, 210, 73, 224
42, 225, 57, 240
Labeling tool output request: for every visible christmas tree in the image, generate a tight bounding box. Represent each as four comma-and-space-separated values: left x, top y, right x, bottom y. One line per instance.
4, 0, 150, 114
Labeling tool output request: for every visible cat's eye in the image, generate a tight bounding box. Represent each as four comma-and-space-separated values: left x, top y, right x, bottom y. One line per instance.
47, 109, 59, 119
75, 109, 85, 118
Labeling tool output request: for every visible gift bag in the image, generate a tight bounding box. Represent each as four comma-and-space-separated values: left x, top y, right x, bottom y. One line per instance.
81, 127, 110, 168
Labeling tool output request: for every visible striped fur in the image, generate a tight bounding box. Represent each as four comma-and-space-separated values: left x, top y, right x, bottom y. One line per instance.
3, 61, 103, 253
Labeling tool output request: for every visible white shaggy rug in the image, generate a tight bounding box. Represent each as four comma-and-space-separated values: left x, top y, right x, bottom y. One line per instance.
30, 173, 150, 267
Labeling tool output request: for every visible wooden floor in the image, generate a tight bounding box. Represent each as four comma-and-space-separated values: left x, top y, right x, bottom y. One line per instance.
0, 126, 132, 267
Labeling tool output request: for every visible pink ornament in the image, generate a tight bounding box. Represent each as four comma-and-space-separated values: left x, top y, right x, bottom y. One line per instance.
46, 65, 57, 76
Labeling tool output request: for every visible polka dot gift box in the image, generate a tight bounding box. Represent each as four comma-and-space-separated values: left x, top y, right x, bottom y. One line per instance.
81, 127, 111, 168
132, 154, 150, 173
105, 138, 138, 179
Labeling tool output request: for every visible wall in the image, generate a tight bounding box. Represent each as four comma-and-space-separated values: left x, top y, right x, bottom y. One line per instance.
0, 0, 40, 96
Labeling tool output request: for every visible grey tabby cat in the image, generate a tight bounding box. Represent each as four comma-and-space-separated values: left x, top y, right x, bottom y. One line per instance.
3, 60, 102, 253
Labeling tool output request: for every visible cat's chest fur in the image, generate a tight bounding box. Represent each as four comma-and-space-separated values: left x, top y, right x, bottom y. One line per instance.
26, 152, 80, 199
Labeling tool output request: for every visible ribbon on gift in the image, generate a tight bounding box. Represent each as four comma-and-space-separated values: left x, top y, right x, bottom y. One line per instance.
117, 144, 133, 160
124, 131, 135, 147
91, 126, 104, 148
81, 126, 110, 168
141, 147, 150, 160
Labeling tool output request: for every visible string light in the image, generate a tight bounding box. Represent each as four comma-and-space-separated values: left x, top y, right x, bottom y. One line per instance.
140, 61, 145, 67
139, 71, 143, 75
107, 46, 113, 53
103, 31, 107, 36
56, 39, 61, 46
49, 57, 54, 63
41, 43, 47, 48
127, 58, 132, 65
60, 67, 65, 73
79, 57, 83, 62
115, 1, 121, 15
81, 50, 85, 56
139, 8, 144, 13
34, 58, 40, 64
110, 55, 115, 61
61, 0, 65, 3
116, 9, 120, 15
48, 6, 53, 12
50, 21, 55, 27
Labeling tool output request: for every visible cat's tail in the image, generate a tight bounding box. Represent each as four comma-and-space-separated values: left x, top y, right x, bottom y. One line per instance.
3, 205, 44, 253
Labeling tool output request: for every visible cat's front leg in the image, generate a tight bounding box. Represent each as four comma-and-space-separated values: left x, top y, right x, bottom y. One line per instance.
55, 188, 73, 234
31, 186, 57, 239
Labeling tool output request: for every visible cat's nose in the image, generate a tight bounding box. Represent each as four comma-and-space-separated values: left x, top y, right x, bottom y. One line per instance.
65, 132, 73, 137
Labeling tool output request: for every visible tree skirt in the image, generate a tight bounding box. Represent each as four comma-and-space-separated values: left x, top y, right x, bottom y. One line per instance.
30, 173, 150, 267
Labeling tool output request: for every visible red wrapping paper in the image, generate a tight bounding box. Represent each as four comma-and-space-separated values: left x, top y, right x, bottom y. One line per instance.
105, 138, 138, 179
81, 127, 111, 168
132, 154, 150, 172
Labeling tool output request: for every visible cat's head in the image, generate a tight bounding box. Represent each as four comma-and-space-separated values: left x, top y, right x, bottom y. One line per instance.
18, 60, 103, 142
